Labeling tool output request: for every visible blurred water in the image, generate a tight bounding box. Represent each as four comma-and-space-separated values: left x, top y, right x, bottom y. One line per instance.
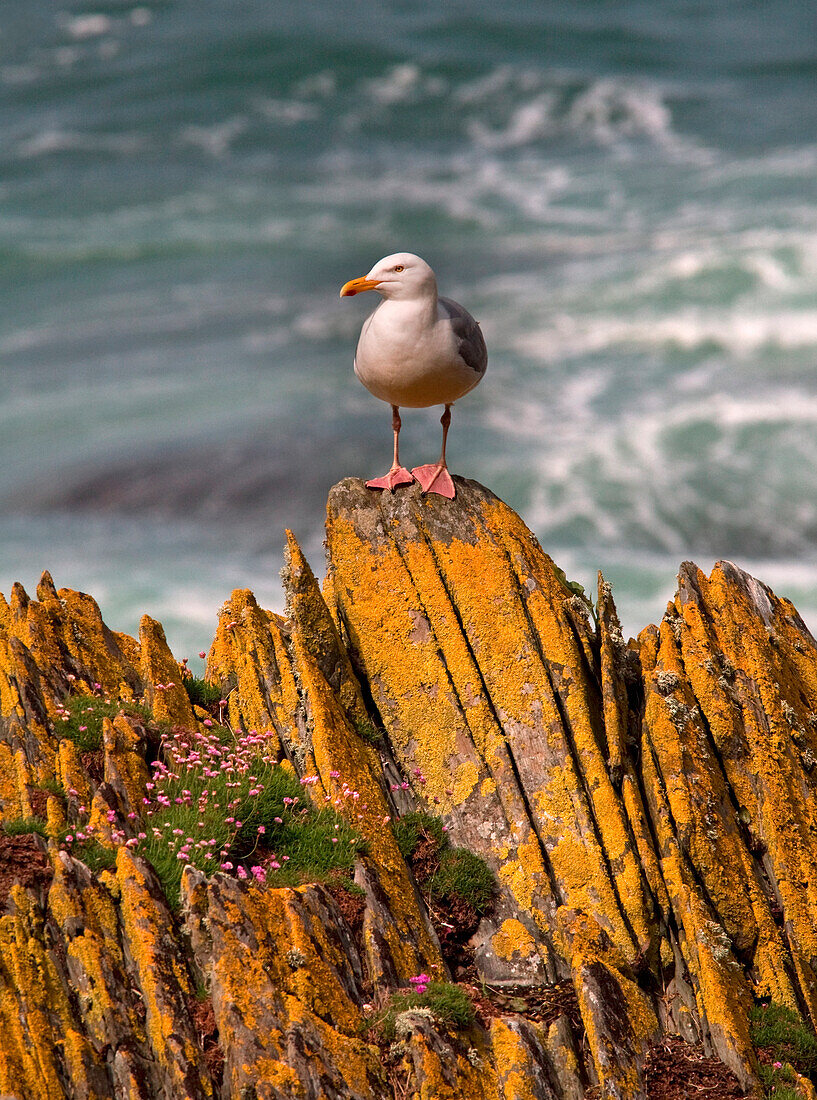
2, 0, 817, 654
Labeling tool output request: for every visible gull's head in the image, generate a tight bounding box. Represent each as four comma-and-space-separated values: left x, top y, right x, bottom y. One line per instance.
339, 252, 436, 301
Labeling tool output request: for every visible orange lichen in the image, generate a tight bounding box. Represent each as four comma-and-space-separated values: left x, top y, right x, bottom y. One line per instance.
116, 849, 213, 1097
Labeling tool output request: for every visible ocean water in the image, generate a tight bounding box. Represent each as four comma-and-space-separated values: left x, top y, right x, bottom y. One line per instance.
2, 0, 817, 659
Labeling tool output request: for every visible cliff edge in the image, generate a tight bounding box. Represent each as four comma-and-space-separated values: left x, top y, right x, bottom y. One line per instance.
1, 477, 817, 1099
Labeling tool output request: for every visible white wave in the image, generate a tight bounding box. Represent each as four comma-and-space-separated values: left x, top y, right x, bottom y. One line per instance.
510, 308, 817, 362
1, 65, 39, 85
17, 129, 145, 158
179, 118, 248, 158
453, 68, 714, 162
64, 14, 113, 39
253, 96, 320, 124
362, 63, 447, 105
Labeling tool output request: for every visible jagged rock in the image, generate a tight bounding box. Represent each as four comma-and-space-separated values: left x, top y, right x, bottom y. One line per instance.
4, 479, 817, 1096
324, 479, 655, 987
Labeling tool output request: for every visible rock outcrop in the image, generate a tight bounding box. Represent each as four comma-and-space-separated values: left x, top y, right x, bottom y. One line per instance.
1, 476, 817, 1098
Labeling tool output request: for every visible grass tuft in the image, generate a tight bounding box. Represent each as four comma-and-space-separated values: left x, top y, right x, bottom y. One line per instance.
429, 847, 497, 914
71, 839, 117, 874
58, 694, 152, 751
3, 817, 48, 838
374, 982, 475, 1043
393, 812, 444, 861
184, 677, 223, 710
750, 1002, 817, 1074
137, 730, 366, 909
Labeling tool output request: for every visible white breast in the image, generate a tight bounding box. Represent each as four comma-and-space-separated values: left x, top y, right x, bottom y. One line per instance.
354, 298, 480, 409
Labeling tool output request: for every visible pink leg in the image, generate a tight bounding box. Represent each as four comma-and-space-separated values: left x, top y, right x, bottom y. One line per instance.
366, 405, 415, 492
411, 405, 456, 499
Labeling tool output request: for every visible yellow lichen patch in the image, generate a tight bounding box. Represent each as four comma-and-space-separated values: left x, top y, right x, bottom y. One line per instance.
491, 918, 538, 962
186, 875, 386, 1100
205, 588, 297, 753
480, 776, 497, 798
139, 615, 198, 728
453, 759, 480, 803
489, 1017, 555, 1100
563, 908, 659, 1099
102, 715, 150, 813
58, 738, 92, 807
234, 1057, 306, 1099
48, 853, 146, 1052
0, 741, 22, 820
292, 641, 442, 979
45, 794, 66, 837
0, 886, 104, 1100
116, 849, 213, 1098
395, 1020, 496, 1100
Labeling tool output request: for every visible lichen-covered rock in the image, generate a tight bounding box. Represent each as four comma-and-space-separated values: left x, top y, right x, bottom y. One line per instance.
324, 479, 656, 987
182, 868, 387, 1099
5, 483, 817, 1097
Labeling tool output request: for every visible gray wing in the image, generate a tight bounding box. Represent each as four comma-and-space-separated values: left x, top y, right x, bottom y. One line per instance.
439, 296, 487, 376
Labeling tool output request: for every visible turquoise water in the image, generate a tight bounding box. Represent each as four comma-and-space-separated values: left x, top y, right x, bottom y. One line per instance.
2, 1, 817, 655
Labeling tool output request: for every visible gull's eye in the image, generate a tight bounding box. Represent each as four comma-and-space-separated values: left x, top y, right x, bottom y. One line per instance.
394, 265, 404, 272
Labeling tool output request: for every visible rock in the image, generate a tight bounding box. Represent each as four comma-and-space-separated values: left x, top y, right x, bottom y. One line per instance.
4, 479, 817, 1097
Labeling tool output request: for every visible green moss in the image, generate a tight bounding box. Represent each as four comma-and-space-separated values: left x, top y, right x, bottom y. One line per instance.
393, 812, 496, 913
37, 777, 67, 802
353, 714, 381, 745
183, 676, 222, 710
750, 1001, 817, 1092
3, 817, 48, 838
374, 981, 475, 1042
429, 847, 497, 913
393, 812, 444, 861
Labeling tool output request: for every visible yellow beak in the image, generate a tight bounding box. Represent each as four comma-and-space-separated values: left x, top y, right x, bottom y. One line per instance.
339, 276, 381, 298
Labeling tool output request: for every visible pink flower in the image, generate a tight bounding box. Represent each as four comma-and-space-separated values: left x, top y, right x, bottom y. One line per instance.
257, 825, 265, 834
220, 861, 233, 871
237, 866, 248, 880
199, 651, 206, 658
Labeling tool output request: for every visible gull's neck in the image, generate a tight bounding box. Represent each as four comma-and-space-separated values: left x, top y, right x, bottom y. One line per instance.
380, 285, 438, 327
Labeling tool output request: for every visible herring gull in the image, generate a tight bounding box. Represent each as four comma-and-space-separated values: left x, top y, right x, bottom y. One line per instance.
340, 252, 487, 499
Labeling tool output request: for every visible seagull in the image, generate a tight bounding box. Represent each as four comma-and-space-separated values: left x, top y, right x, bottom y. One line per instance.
340, 252, 487, 499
